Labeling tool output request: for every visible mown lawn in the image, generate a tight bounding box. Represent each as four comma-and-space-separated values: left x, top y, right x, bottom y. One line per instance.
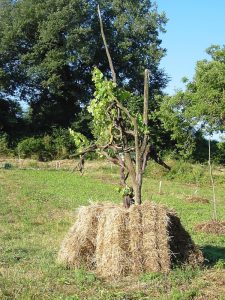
0, 162, 225, 299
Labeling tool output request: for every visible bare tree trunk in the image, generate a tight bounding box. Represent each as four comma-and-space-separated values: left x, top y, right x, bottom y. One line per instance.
133, 180, 142, 205
133, 117, 142, 204
133, 69, 150, 205
208, 138, 217, 221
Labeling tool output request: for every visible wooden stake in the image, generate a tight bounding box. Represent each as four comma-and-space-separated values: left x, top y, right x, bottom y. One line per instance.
159, 181, 162, 195
208, 138, 217, 221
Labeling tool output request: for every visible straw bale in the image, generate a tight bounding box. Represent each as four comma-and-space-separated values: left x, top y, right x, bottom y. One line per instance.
95, 207, 130, 277
58, 201, 203, 278
142, 202, 171, 272
128, 205, 144, 274
57, 204, 103, 268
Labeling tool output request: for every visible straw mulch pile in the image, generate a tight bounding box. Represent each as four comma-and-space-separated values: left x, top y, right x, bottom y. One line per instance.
186, 196, 210, 204
195, 221, 225, 235
57, 201, 203, 278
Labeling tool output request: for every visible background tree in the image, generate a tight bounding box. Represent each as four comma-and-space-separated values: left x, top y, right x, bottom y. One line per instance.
159, 45, 225, 159
160, 45, 225, 221
162, 45, 225, 133
158, 94, 197, 160
0, 0, 168, 135
0, 97, 24, 141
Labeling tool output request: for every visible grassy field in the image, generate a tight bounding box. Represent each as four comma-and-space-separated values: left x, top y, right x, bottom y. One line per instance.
0, 160, 225, 299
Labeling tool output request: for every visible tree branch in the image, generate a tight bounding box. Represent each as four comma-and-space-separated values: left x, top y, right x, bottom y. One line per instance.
114, 98, 134, 122
149, 145, 171, 170
97, 5, 117, 84
125, 130, 135, 137
100, 150, 121, 166
70, 144, 97, 157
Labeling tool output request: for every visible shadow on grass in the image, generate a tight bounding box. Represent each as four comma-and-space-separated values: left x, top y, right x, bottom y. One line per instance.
202, 245, 225, 266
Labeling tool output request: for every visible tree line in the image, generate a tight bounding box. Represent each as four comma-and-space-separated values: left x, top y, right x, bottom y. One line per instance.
0, 0, 224, 164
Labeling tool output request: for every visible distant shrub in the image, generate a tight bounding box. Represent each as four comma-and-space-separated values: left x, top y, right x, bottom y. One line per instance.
51, 128, 75, 159
144, 160, 212, 184
16, 128, 76, 161
146, 158, 225, 184
41, 135, 55, 160
192, 135, 225, 165
3, 162, 13, 169
166, 161, 209, 184
0, 133, 10, 155
144, 161, 169, 178
214, 141, 225, 165
17, 137, 44, 160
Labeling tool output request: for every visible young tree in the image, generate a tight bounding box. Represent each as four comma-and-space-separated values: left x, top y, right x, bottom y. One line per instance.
70, 6, 158, 206
71, 66, 150, 206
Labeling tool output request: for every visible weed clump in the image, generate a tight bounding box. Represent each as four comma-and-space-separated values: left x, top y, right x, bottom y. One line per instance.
58, 202, 203, 279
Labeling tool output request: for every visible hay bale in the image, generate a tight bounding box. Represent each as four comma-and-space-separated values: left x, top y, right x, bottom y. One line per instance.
142, 203, 171, 272
95, 206, 130, 277
128, 202, 171, 274
129, 205, 144, 274
58, 201, 203, 278
57, 204, 103, 268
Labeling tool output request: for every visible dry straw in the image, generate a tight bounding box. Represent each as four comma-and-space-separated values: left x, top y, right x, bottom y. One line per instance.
58, 201, 203, 278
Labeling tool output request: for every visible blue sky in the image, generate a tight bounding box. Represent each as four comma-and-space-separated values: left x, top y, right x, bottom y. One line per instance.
156, 0, 225, 95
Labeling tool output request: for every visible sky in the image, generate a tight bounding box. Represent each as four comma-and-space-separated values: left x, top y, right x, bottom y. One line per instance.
156, 0, 225, 95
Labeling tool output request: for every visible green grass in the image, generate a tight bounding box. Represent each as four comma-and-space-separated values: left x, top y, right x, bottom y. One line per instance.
0, 162, 225, 299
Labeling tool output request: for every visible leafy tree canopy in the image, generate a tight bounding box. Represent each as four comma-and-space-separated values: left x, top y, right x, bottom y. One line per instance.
159, 45, 225, 159
162, 45, 225, 135
0, 97, 23, 137
0, 0, 168, 132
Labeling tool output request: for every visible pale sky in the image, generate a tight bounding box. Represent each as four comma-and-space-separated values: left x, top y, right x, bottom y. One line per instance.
156, 0, 225, 95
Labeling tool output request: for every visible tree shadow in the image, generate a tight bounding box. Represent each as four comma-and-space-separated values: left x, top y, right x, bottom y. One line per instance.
201, 245, 225, 266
